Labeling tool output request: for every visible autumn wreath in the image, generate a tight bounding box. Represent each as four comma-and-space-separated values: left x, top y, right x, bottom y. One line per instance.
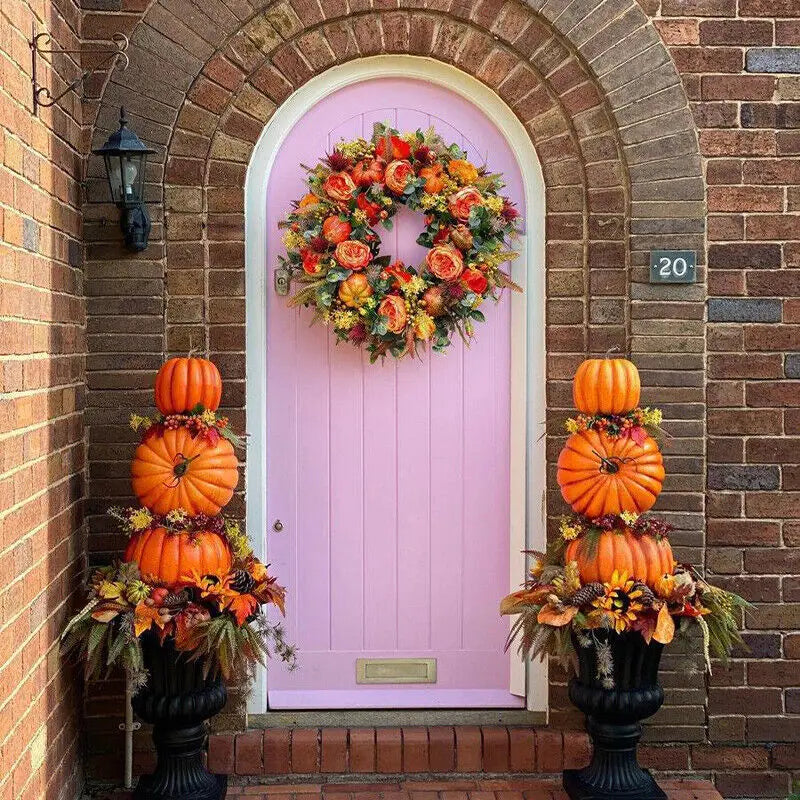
279, 123, 523, 361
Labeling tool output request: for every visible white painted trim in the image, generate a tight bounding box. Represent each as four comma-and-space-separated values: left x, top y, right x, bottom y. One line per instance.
245, 55, 547, 716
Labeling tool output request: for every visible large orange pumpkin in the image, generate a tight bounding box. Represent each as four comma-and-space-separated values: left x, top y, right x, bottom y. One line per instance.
573, 357, 641, 415
131, 427, 238, 515
565, 529, 674, 589
557, 428, 665, 517
154, 357, 223, 415
125, 526, 232, 589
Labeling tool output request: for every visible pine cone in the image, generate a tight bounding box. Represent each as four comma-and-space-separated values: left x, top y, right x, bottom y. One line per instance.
569, 582, 606, 608
162, 590, 190, 610
230, 569, 256, 594
633, 582, 655, 607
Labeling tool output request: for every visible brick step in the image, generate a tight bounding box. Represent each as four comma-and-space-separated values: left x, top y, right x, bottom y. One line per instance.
207, 728, 592, 776
95, 777, 724, 800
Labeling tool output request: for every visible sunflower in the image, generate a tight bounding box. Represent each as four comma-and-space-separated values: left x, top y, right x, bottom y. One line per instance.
590, 570, 644, 633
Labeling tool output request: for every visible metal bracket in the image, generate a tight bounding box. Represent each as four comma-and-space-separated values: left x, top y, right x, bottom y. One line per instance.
274, 266, 291, 296
30, 27, 129, 114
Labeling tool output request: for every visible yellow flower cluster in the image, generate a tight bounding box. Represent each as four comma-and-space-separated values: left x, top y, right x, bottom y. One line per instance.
484, 195, 504, 213
565, 418, 579, 434
224, 519, 252, 561
166, 508, 189, 527
619, 510, 639, 526
337, 138, 374, 160
200, 409, 217, 425
129, 508, 154, 531
641, 407, 663, 427
352, 209, 368, 226
559, 517, 581, 541
400, 276, 426, 298
129, 413, 153, 432
282, 230, 306, 251
332, 309, 359, 331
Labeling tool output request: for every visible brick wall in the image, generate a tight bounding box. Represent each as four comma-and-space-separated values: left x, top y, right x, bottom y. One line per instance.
0, 0, 87, 795
70, 0, 800, 795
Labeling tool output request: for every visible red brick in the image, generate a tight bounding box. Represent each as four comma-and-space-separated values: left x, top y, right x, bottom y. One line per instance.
508, 728, 535, 772
342, 728, 373, 774
428, 727, 455, 773
691, 745, 769, 770
208, 734, 235, 774
236, 731, 264, 775
263, 729, 290, 775
320, 729, 347, 773
481, 727, 509, 773
562, 731, 590, 770
455, 727, 482, 772
376, 728, 402, 774
291, 728, 319, 774
534, 730, 563, 773
402, 728, 429, 773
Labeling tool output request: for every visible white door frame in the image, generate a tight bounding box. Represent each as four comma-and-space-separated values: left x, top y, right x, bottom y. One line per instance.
244, 55, 547, 715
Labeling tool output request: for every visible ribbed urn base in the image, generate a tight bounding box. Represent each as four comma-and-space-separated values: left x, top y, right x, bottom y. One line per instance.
563, 630, 667, 800
132, 633, 227, 800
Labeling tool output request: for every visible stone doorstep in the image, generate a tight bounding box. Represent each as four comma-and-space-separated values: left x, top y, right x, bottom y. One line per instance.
92, 777, 724, 800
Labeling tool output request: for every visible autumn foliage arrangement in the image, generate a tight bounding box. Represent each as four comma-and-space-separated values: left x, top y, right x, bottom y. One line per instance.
63, 356, 295, 686
279, 122, 523, 361
501, 356, 747, 679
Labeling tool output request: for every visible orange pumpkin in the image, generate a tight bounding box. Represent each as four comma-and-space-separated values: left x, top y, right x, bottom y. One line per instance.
131, 427, 238, 515
124, 526, 232, 589
573, 357, 641, 415
565, 529, 674, 589
338, 273, 373, 308
155, 357, 222, 415
419, 163, 445, 194
557, 428, 665, 517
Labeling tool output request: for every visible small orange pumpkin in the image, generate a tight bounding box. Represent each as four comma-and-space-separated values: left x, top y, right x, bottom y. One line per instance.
565, 529, 674, 589
419, 163, 446, 194
131, 427, 239, 515
155, 357, 222, 415
338, 273, 373, 308
124, 526, 232, 589
573, 357, 641, 415
557, 428, 665, 517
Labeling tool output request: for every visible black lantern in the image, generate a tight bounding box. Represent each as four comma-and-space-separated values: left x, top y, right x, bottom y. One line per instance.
93, 107, 155, 252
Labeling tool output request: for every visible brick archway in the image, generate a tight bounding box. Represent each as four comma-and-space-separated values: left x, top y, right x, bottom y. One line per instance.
84, 0, 707, 735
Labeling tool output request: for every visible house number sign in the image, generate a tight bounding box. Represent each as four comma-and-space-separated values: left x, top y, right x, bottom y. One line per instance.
649, 250, 696, 284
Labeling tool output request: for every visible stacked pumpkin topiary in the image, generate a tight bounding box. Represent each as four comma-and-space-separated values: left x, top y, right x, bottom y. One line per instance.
64, 356, 294, 686
502, 354, 746, 666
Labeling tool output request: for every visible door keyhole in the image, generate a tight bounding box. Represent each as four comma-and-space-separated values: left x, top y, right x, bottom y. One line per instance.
272, 519, 284, 532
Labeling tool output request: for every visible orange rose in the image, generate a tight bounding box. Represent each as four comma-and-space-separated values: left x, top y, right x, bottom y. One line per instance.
448, 186, 483, 221
298, 192, 319, 208
378, 294, 408, 333
322, 216, 352, 244
426, 244, 464, 281
338, 273, 373, 308
419, 163, 445, 194
414, 313, 436, 341
461, 267, 488, 295
352, 158, 385, 187
334, 240, 371, 270
300, 249, 323, 275
385, 160, 414, 194
376, 135, 411, 160
448, 159, 478, 184
324, 172, 356, 202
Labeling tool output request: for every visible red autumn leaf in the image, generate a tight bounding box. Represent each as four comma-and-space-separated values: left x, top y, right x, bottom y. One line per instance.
629, 425, 648, 446
204, 426, 221, 446
653, 603, 675, 644
227, 593, 258, 626
537, 604, 578, 627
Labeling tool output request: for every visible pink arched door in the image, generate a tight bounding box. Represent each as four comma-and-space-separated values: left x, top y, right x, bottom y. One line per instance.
265, 77, 526, 709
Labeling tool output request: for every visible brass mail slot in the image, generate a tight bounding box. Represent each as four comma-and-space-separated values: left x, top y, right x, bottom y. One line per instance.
356, 658, 437, 684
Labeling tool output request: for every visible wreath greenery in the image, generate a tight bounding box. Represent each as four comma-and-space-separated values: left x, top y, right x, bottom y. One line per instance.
279, 122, 523, 361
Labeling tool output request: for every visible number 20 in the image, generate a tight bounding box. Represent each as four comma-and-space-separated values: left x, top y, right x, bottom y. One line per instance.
659, 256, 687, 277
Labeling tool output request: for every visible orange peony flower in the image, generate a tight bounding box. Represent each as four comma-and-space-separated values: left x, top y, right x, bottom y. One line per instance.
448, 158, 479, 184
379, 294, 408, 333
448, 186, 483, 221
352, 158, 385, 187
376, 135, 411, 160
334, 240, 372, 270
338, 273, 373, 308
322, 215, 352, 244
426, 244, 465, 281
461, 267, 488, 295
324, 171, 356, 202
419, 163, 445, 194
385, 159, 414, 194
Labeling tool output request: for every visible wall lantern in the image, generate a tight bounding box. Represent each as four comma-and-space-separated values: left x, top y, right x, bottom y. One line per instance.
93, 107, 155, 252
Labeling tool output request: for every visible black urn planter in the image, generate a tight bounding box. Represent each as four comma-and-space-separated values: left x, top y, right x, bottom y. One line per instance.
563, 629, 666, 800
132, 632, 228, 800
